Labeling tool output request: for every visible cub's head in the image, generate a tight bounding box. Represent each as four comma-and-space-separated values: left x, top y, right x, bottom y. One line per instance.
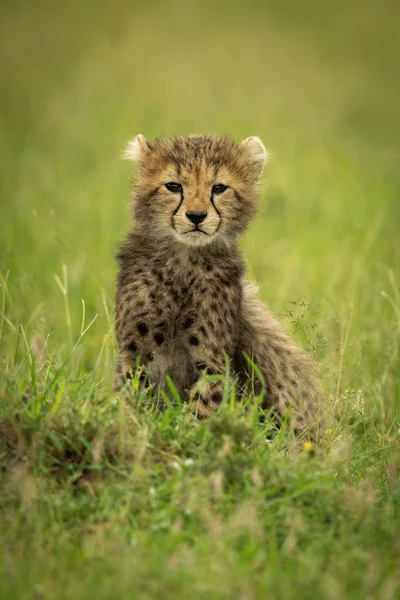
124, 134, 268, 247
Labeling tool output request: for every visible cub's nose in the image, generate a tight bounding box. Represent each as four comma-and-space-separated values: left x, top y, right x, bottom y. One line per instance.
186, 211, 207, 225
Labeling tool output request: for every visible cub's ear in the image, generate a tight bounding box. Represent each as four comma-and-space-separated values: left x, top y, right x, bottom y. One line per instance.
123, 134, 150, 162
240, 136, 269, 176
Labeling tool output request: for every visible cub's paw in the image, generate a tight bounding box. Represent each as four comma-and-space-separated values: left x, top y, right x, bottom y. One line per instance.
113, 364, 150, 392
191, 380, 225, 418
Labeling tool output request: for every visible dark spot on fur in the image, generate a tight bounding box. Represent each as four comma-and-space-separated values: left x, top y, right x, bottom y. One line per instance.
200, 325, 207, 337
189, 335, 199, 346
211, 390, 222, 403
138, 372, 147, 384
290, 378, 298, 387
170, 288, 180, 303
150, 292, 156, 302
277, 381, 283, 390
137, 322, 148, 336
127, 341, 137, 353
184, 317, 194, 329
143, 278, 151, 287
155, 271, 163, 283
204, 262, 212, 272
221, 277, 232, 287
211, 302, 219, 312
154, 332, 165, 346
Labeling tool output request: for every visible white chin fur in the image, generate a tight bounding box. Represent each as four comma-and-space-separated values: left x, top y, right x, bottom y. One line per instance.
174, 230, 216, 247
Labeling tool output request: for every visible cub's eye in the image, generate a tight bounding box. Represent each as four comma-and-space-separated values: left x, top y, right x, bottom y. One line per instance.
212, 184, 228, 195
165, 182, 182, 193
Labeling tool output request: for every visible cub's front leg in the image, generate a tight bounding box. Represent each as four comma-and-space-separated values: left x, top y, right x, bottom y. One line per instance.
115, 273, 169, 384
183, 283, 241, 416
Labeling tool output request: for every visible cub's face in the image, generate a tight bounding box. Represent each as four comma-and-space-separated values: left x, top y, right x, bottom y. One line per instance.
125, 135, 268, 247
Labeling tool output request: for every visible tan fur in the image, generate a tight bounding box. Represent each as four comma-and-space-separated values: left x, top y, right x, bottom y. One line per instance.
115, 135, 322, 434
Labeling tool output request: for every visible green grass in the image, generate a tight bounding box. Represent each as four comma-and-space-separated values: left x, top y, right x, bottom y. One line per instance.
1, 0, 400, 597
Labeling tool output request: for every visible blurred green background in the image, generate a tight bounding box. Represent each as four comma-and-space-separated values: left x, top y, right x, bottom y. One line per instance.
1, 0, 399, 395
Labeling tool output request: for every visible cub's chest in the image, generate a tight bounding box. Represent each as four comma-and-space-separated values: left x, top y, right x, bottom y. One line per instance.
150, 256, 239, 315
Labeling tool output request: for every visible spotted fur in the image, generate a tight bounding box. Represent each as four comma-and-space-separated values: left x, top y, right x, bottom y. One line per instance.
115, 134, 322, 434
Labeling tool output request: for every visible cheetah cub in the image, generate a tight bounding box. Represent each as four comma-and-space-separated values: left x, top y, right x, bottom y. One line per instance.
115, 134, 322, 433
